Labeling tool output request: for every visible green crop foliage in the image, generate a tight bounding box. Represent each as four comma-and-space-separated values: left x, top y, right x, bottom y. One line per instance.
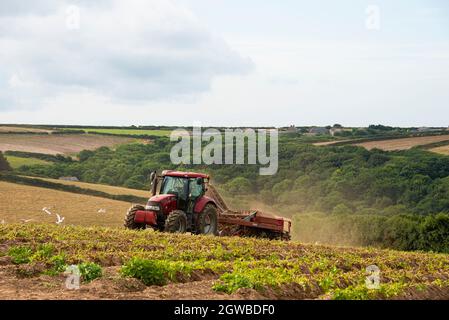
31, 244, 55, 261
1, 224, 449, 299
8, 246, 33, 264
121, 258, 171, 286
78, 262, 102, 282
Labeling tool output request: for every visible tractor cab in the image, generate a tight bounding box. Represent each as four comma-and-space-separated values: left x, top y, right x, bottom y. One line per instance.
158, 174, 205, 214
124, 170, 218, 235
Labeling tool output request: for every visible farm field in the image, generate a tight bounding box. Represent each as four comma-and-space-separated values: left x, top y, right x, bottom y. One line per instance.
71, 128, 172, 137
0, 134, 138, 155
0, 224, 448, 299
0, 182, 131, 227
0, 126, 52, 134
354, 135, 449, 151
24, 176, 151, 198
431, 145, 449, 156
5, 156, 51, 169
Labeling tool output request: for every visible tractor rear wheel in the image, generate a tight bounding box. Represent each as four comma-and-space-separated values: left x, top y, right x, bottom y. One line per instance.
196, 204, 218, 236
164, 210, 187, 233
124, 204, 146, 230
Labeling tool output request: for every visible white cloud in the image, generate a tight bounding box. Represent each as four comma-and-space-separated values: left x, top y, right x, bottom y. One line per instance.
0, 0, 253, 111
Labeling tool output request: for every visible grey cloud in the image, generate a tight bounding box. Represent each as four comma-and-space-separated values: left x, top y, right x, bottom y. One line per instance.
0, 0, 253, 110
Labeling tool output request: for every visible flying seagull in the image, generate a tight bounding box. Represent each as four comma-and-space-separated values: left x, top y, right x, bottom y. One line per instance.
56, 214, 65, 225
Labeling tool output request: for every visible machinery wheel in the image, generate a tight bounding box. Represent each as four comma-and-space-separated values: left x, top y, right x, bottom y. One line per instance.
164, 210, 187, 233
124, 204, 146, 230
196, 204, 218, 236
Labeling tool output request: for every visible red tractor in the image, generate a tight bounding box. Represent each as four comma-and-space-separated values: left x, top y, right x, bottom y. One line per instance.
124, 170, 218, 235
124, 170, 291, 240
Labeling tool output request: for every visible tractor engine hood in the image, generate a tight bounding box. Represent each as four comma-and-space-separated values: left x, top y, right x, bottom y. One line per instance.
149, 194, 176, 202
146, 194, 177, 214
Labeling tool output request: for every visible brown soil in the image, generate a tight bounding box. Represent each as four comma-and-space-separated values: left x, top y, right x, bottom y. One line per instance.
0, 265, 254, 300
1, 263, 447, 300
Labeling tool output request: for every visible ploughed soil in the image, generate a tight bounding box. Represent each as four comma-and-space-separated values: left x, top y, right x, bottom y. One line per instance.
0, 134, 138, 155
1, 264, 448, 300
0, 265, 264, 300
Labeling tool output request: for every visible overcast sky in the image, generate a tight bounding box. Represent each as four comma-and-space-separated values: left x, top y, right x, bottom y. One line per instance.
0, 0, 448, 127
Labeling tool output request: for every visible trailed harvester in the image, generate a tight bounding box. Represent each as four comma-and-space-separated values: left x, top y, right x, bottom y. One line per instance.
124, 170, 291, 240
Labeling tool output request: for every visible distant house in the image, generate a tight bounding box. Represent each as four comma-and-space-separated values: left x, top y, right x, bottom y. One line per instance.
308, 127, 330, 135
329, 128, 344, 136
59, 176, 79, 182
417, 127, 441, 133
285, 125, 298, 133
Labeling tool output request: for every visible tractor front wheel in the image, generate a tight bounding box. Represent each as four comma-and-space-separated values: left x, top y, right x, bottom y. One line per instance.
124, 204, 146, 230
164, 210, 187, 233
196, 204, 218, 236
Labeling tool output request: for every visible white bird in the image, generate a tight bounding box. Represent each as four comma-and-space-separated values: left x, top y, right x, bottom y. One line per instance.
20, 219, 34, 223
97, 208, 106, 214
56, 214, 65, 225
42, 207, 53, 215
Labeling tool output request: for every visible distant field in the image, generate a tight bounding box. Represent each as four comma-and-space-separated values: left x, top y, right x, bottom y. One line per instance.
354, 135, 449, 151
0, 134, 137, 155
431, 145, 449, 156
0, 126, 52, 134
5, 156, 51, 169
74, 128, 172, 137
26, 176, 151, 198
0, 181, 131, 227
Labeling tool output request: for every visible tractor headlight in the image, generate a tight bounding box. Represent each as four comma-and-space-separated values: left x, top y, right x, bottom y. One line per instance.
145, 205, 160, 211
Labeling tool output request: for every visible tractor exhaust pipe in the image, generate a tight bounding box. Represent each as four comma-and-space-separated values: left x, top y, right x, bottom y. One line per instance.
150, 171, 158, 196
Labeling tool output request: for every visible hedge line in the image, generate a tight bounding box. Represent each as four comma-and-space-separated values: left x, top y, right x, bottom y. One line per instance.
4, 151, 73, 163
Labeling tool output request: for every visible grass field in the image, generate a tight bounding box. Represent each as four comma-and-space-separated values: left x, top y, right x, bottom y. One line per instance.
74, 128, 172, 137
0, 181, 132, 227
5, 156, 51, 169
0, 223, 448, 299
25, 176, 151, 198
0, 134, 138, 155
354, 135, 449, 151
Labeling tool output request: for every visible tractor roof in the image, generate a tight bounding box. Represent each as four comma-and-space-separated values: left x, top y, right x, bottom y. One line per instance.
161, 170, 209, 179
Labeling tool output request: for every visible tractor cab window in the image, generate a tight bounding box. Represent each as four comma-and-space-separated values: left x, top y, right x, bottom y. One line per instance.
189, 178, 203, 199
160, 176, 188, 200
